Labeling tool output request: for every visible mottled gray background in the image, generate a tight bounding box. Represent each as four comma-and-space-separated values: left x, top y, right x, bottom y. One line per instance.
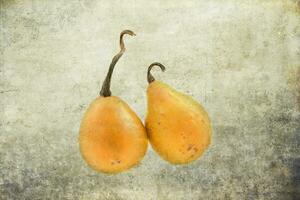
1, 0, 300, 199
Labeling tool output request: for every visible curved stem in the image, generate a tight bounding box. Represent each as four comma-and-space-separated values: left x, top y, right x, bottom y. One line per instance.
147, 62, 166, 84
100, 30, 136, 97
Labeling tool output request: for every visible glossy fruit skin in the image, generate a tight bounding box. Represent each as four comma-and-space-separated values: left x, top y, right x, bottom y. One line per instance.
145, 81, 211, 164
79, 96, 148, 173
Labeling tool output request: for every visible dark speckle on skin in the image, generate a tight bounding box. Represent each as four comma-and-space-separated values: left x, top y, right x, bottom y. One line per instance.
189, 154, 195, 158
187, 144, 194, 151
111, 160, 121, 165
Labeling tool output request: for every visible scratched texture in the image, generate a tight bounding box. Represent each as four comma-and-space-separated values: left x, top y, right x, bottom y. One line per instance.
0, 0, 300, 199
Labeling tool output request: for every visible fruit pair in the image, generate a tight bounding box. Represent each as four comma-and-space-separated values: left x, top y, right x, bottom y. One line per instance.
79, 30, 212, 174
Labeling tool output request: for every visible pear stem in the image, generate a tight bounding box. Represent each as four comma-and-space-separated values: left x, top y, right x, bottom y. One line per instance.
147, 62, 166, 84
100, 30, 136, 97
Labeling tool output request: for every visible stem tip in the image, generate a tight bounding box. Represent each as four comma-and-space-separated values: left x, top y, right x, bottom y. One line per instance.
147, 62, 166, 84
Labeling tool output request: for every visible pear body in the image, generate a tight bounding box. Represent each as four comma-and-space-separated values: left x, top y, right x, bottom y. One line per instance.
145, 81, 211, 164
79, 96, 148, 173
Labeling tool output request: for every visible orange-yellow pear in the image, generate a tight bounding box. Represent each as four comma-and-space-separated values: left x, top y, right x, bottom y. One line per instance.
145, 63, 212, 164
79, 30, 148, 174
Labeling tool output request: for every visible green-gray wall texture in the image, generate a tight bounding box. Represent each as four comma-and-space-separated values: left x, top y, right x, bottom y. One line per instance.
1, 0, 300, 199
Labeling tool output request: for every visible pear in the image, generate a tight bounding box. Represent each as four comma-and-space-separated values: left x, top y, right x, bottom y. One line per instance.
79, 30, 148, 174
145, 63, 211, 164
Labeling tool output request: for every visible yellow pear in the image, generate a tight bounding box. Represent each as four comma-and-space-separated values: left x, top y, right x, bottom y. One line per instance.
79, 30, 148, 174
145, 62, 212, 164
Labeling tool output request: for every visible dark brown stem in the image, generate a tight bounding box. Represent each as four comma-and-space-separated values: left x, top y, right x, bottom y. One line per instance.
147, 62, 166, 84
100, 30, 136, 97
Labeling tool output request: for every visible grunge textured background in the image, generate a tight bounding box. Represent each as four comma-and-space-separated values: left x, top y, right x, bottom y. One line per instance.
1, 0, 300, 199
